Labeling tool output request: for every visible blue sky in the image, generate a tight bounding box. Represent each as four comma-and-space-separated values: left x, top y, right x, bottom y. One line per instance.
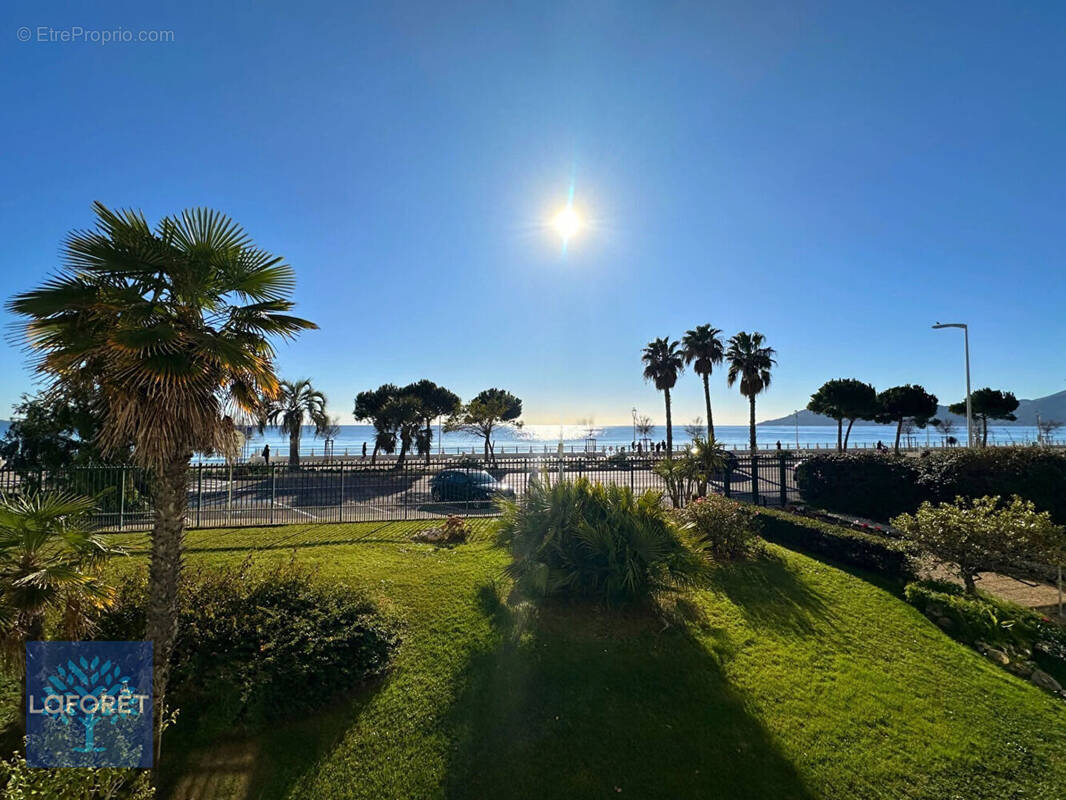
2, 1, 1064, 425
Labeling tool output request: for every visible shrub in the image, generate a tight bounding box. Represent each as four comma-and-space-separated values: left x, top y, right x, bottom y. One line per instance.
795, 448, 1066, 522
892, 495, 1066, 592
497, 477, 706, 603
677, 494, 760, 560
95, 560, 399, 731
755, 507, 914, 580
0, 753, 153, 799
794, 453, 922, 520
904, 581, 1066, 675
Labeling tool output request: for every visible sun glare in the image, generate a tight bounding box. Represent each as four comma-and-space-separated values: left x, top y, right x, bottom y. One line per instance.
553, 206, 582, 239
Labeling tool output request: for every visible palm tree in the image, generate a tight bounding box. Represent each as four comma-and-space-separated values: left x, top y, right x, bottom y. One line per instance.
0, 492, 119, 729
725, 332, 777, 452
264, 378, 329, 468
641, 338, 684, 458
681, 325, 724, 441
8, 203, 316, 757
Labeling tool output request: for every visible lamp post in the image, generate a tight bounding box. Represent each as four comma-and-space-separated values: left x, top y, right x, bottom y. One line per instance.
932, 322, 973, 447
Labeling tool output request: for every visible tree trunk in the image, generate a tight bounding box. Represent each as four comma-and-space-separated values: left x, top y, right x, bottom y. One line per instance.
836, 419, 843, 452
289, 430, 300, 468
843, 418, 856, 451
702, 374, 715, 442
147, 451, 191, 763
894, 419, 902, 453
982, 417, 988, 447
425, 421, 432, 466
664, 388, 673, 459
963, 572, 976, 593
748, 395, 757, 452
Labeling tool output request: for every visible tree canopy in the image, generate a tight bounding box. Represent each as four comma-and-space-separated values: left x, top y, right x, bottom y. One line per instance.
876, 384, 938, 452
807, 379, 879, 451
949, 388, 1019, 446
445, 388, 522, 462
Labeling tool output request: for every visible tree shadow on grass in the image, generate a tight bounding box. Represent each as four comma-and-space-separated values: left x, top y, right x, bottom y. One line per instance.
441, 586, 815, 800
704, 553, 833, 637
157, 674, 390, 800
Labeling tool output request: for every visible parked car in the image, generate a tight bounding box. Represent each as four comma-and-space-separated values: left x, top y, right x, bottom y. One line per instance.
429, 469, 515, 506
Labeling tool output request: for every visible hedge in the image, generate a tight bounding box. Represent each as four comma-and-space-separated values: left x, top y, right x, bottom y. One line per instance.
794, 447, 1066, 523
755, 507, 914, 581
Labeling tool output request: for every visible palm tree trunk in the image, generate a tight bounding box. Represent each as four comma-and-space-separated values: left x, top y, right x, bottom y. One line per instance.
748, 395, 757, 451
425, 421, 432, 466
703, 374, 714, 441
664, 388, 673, 459
289, 430, 300, 468
843, 418, 856, 451
836, 419, 843, 452
147, 450, 191, 763
894, 420, 902, 453
982, 417, 988, 447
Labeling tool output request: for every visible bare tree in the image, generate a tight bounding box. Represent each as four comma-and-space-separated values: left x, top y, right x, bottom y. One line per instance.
1037, 418, 1064, 446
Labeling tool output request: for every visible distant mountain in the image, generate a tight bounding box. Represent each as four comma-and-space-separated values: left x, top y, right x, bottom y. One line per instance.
759, 390, 1066, 427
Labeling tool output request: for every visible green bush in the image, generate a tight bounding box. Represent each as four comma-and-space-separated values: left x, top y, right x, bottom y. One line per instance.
677, 494, 761, 560
497, 477, 706, 603
794, 453, 923, 520
893, 495, 1066, 592
755, 507, 914, 580
904, 581, 1066, 675
0, 753, 152, 799
795, 448, 1066, 522
95, 560, 399, 731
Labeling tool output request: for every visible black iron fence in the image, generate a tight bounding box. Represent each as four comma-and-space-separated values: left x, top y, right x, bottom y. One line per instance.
0, 452, 806, 531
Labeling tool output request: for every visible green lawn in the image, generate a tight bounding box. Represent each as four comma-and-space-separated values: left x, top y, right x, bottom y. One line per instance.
97, 520, 1066, 799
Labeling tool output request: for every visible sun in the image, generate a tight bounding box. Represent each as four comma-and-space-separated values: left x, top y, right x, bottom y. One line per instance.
553, 206, 582, 239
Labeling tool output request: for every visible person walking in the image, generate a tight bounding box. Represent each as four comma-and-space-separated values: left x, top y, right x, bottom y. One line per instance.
362, 441, 367, 459
262, 443, 271, 465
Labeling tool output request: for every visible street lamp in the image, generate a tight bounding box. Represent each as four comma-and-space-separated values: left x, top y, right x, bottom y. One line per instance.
932, 322, 973, 447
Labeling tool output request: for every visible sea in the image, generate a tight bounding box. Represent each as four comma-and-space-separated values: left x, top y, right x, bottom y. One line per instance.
223, 422, 1051, 461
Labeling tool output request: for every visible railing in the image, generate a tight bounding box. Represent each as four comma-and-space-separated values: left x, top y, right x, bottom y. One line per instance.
0, 452, 807, 531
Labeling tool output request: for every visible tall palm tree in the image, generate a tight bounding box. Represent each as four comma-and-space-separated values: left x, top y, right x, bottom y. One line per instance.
725, 332, 777, 452
641, 338, 685, 458
8, 203, 316, 757
0, 492, 119, 730
681, 325, 724, 441
264, 378, 329, 468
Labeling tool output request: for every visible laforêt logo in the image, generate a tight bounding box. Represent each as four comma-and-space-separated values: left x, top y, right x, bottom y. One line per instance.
26, 641, 152, 768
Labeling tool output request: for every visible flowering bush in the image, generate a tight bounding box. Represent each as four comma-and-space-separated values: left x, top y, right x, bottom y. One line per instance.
677, 494, 761, 560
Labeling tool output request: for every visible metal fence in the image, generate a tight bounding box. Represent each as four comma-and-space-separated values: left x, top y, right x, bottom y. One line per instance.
0, 452, 806, 531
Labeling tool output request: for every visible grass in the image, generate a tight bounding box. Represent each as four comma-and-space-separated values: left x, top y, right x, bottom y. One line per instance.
69, 519, 1066, 797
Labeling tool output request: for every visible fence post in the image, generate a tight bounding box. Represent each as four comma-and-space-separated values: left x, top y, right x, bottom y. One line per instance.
270, 466, 276, 525
118, 466, 126, 532
196, 463, 203, 528
403, 461, 409, 520
227, 464, 233, 525
339, 464, 344, 524
723, 463, 732, 498
778, 451, 787, 506
751, 455, 760, 506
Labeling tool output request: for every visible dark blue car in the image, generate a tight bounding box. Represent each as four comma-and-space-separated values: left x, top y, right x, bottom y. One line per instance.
429, 469, 515, 505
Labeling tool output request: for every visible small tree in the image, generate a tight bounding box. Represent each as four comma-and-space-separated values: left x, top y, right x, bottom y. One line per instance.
263, 378, 329, 468
876, 384, 938, 453
635, 416, 655, 450
1037, 418, 1064, 446
354, 384, 401, 464
445, 388, 522, 464
949, 388, 1018, 447
807, 379, 879, 451
893, 495, 1066, 593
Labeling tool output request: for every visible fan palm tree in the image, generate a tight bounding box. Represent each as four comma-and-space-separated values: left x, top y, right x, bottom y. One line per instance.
263, 378, 329, 468
0, 492, 119, 730
641, 338, 685, 458
8, 202, 316, 757
681, 325, 724, 441
725, 332, 777, 452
